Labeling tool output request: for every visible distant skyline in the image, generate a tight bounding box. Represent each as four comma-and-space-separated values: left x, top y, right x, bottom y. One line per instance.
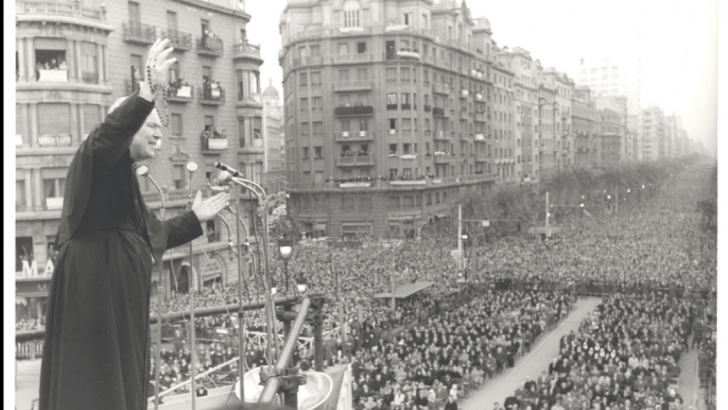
245, 0, 718, 156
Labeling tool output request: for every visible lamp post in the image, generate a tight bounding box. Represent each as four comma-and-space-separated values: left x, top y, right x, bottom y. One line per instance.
295, 275, 308, 294
277, 239, 293, 293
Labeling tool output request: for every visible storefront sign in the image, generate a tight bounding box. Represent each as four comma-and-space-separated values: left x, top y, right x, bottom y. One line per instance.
16, 279, 51, 296
20, 259, 55, 277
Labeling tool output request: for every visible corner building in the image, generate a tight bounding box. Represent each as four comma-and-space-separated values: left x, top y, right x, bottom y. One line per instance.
15, 0, 264, 321
278, 0, 497, 239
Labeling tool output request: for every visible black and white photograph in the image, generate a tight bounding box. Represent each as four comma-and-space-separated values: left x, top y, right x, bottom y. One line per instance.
5, 0, 722, 409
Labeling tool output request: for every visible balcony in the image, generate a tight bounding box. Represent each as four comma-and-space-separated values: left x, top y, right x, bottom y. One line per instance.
335, 154, 375, 167
16, 0, 108, 23
333, 53, 372, 64
433, 154, 454, 164
396, 49, 420, 61
166, 83, 193, 103
475, 112, 485, 122
475, 153, 489, 162
123, 21, 156, 45
459, 111, 468, 119
334, 105, 373, 117
37, 69, 68, 82
433, 83, 449, 95
401, 103, 412, 110
424, 105, 432, 112
197, 36, 224, 58
163, 29, 192, 51
474, 133, 485, 141
460, 89, 469, 98
199, 84, 225, 105
433, 131, 448, 141
475, 92, 484, 101
335, 130, 374, 142
201, 129, 227, 154
233, 42, 263, 63
334, 81, 373, 92
45, 197, 64, 211
432, 107, 446, 117
81, 71, 98, 84
38, 133, 71, 147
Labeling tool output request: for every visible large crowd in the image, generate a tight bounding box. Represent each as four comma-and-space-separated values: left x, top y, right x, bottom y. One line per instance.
17, 163, 717, 408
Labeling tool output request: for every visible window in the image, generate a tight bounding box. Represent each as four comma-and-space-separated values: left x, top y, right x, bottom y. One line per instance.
400, 67, 410, 82
338, 69, 349, 81
389, 118, 397, 132
314, 146, 323, 159
312, 97, 322, 111
357, 68, 367, 81
206, 220, 219, 243
173, 164, 185, 190
16, 177, 26, 210
386, 93, 397, 109
359, 119, 369, 131
303, 147, 310, 159
300, 97, 309, 111
403, 196, 414, 207
16, 236, 34, 273
357, 42, 366, 53
403, 143, 411, 154
80, 42, 98, 83
389, 144, 398, 155
311, 71, 321, 86
298, 46, 307, 58
253, 117, 262, 141
310, 45, 320, 56
342, 0, 361, 27
338, 43, 349, 55
38, 103, 71, 143
238, 117, 246, 147
171, 114, 183, 137
82, 104, 100, 138
301, 122, 310, 136
386, 67, 397, 81
129, 53, 144, 86
313, 121, 323, 136
299, 72, 308, 87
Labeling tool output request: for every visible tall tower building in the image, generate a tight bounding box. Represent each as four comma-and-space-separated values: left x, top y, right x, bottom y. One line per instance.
639, 106, 665, 162
508, 47, 539, 183
262, 79, 285, 192
278, 0, 497, 239
574, 58, 641, 116
15, 0, 263, 320
544, 69, 575, 170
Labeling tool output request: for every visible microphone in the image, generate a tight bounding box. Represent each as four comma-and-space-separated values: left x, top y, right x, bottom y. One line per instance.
214, 161, 243, 178
217, 170, 233, 185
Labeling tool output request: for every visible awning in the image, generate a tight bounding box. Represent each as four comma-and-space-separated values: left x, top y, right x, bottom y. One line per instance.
373, 281, 434, 299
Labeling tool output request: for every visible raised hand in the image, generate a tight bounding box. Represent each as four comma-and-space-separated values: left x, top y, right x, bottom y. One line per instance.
191, 191, 231, 223
139, 38, 176, 101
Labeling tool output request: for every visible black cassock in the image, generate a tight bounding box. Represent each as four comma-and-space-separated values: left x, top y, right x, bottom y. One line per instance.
39, 91, 203, 410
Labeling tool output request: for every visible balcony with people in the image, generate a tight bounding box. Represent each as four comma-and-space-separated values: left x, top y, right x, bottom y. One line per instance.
197, 29, 224, 57
162, 29, 192, 51
200, 78, 225, 105
34, 50, 68, 82
334, 101, 373, 117
165, 78, 193, 102
200, 126, 227, 153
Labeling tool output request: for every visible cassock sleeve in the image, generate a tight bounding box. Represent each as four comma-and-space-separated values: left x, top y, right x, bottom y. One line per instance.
148, 209, 204, 250
92, 90, 155, 167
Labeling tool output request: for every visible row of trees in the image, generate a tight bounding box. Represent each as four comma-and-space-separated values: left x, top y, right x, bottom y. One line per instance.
431, 154, 710, 243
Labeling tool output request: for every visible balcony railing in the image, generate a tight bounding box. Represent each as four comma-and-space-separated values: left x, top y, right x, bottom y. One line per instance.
38, 133, 71, 147
474, 133, 485, 141
163, 29, 192, 51
333, 53, 372, 64
123, 21, 156, 44
334, 81, 373, 92
199, 85, 225, 105
233, 42, 262, 61
433, 131, 448, 140
335, 155, 375, 167
459, 111, 468, 119
401, 103, 412, 110
197, 36, 224, 57
335, 131, 374, 142
37, 69, 68, 82
475, 113, 485, 122
433, 107, 446, 117
424, 105, 432, 112
433, 83, 449, 95
17, 1, 107, 22
81, 71, 98, 84
280, 173, 496, 192
334, 105, 373, 116
396, 49, 420, 60
433, 154, 454, 164
460, 89, 469, 98
475, 153, 489, 162
475, 92, 483, 101
166, 84, 193, 102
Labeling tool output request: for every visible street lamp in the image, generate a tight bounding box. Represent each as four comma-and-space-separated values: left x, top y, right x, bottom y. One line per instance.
295, 275, 308, 294
270, 276, 278, 296
277, 239, 293, 293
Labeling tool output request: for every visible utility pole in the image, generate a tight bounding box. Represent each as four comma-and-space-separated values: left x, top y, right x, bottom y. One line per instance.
545, 191, 550, 238
457, 204, 463, 271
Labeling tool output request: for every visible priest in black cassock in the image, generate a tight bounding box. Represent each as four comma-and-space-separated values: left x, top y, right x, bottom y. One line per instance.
38, 39, 231, 410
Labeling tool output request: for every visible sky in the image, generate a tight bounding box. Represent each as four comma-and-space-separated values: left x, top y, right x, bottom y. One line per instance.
245, 0, 719, 155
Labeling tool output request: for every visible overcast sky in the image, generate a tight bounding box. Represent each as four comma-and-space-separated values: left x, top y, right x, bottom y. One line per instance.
245, 0, 718, 155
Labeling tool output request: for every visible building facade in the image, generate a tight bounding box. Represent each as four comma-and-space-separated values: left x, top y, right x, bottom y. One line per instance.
509, 47, 539, 183
538, 68, 557, 179
491, 47, 516, 183
572, 86, 595, 168
639, 106, 665, 162
15, 0, 263, 322
278, 0, 497, 239
262, 79, 285, 192
574, 57, 641, 116
544, 69, 575, 170
594, 108, 623, 167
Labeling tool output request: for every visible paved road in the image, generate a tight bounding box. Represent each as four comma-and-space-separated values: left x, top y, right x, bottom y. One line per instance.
463, 297, 602, 410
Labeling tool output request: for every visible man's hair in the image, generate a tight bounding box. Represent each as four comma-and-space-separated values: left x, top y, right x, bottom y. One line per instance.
108, 96, 129, 115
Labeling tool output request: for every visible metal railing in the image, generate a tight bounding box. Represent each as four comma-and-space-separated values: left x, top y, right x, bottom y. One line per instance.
163, 29, 192, 51
123, 21, 156, 44
16, 0, 107, 21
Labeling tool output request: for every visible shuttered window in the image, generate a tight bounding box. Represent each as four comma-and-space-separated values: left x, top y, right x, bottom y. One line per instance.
38, 103, 71, 136
16, 105, 24, 139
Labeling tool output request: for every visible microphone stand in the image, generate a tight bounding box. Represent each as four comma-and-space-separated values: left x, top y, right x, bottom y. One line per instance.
186, 162, 197, 410
137, 166, 165, 410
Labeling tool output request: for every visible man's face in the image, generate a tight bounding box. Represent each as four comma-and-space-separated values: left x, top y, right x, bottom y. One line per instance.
130, 110, 162, 161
